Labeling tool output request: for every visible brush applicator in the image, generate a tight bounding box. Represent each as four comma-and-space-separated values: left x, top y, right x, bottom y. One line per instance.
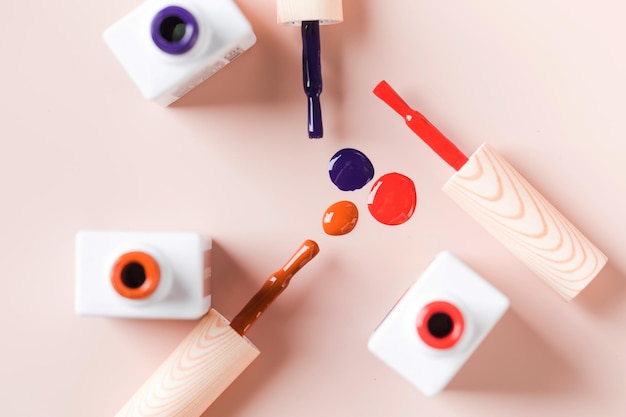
114, 240, 320, 417
277, 0, 343, 138
374, 80, 607, 300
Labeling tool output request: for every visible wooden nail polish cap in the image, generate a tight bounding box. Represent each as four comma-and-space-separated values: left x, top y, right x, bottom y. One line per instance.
442, 143, 607, 300
277, 0, 343, 25
114, 309, 259, 417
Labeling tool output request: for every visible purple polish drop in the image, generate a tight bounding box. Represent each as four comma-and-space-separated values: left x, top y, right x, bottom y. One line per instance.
329, 148, 375, 191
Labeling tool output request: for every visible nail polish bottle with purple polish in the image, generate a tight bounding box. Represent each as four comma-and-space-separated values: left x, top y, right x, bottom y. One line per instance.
104, 0, 256, 106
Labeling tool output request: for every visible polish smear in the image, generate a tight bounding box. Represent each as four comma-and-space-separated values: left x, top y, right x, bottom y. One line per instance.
323, 201, 359, 236
367, 173, 417, 225
328, 148, 375, 191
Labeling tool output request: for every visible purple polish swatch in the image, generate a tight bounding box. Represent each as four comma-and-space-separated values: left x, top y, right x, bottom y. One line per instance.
329, 148, 375, 191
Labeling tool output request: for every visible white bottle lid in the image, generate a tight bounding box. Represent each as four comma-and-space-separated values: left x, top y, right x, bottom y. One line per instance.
277, 0, 343, 25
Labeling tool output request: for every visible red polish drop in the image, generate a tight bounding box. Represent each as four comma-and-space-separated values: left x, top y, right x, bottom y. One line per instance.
367, 173, 417, 225
323, 201, 359, 236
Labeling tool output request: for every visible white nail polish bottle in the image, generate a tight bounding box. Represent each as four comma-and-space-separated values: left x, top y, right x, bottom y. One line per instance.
368, 252, 509, 396
75, 230, 212, 319
103, 0, 256, 105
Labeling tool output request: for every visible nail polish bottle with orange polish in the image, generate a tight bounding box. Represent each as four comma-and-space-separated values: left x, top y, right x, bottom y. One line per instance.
74, 230, 212, 319
368, 251, 509, 396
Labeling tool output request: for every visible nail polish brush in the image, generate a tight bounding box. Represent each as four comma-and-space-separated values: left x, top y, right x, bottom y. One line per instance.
277, 0, 343, 138
374, 80, 607, 300
115, 239, 320, 417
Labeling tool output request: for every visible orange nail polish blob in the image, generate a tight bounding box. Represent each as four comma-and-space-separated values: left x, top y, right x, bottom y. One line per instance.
322, 200, 359, 235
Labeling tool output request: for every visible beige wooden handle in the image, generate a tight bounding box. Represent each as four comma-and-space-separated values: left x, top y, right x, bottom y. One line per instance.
277, 0, 343, 25
115, 309, 260, 417
443, 143, 607, 300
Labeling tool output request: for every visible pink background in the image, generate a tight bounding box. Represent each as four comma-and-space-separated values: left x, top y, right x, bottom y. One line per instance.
1, 0, 625, 416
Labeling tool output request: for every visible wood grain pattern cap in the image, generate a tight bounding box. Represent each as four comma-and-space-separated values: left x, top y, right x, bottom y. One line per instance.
277, 0, 343, 25
442, 143, 607, 300
114, 309, 259, 417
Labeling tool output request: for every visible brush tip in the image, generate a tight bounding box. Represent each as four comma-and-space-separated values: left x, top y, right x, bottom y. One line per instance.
373, 80, 392, 97
372, 80, 413, 117
303, 239, 320, 257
